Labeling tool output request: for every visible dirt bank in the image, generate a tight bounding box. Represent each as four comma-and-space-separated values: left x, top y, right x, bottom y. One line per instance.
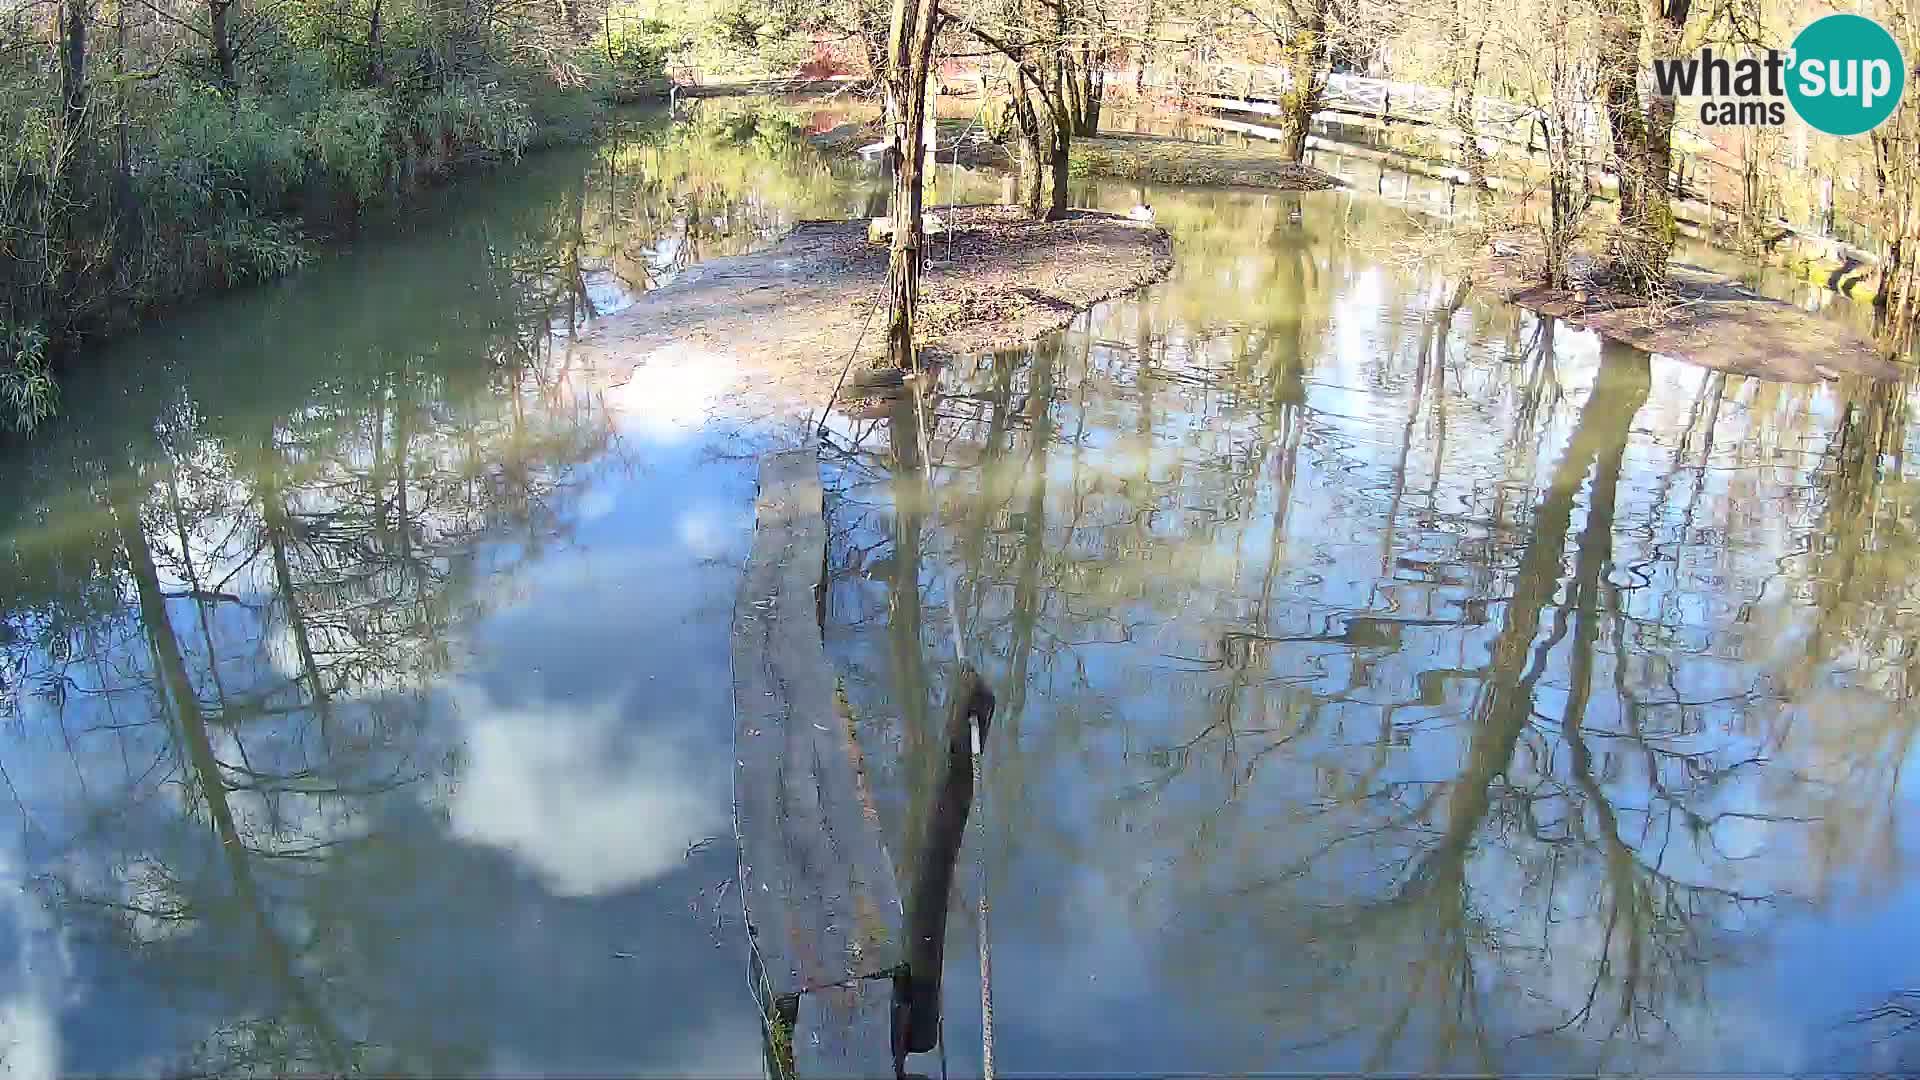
574, 205, 1172, 423
1478, 248, 1901, 383
809, 115, 1015, 170
1070, 134, 1339, 191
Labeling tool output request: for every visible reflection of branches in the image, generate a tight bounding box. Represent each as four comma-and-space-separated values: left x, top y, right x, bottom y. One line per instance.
0, 144, 633, 1074
1850, 990, 1920, 1039
1144, 346, 1801, 1070
822, 186, 1850, 1073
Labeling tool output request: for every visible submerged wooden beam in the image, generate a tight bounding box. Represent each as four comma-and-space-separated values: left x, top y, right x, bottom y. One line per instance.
733, 445, 906, 1079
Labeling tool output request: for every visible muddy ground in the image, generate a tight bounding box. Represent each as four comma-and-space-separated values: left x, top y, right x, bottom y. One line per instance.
574, 205, 1172, 425
1070, 133, 1339, 191
1478, 247, 1902, 383
809, 115, 1015, 170
809, 121, 1340, 191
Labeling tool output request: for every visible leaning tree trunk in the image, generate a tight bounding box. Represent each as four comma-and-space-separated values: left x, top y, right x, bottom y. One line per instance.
883, 0, 938, 368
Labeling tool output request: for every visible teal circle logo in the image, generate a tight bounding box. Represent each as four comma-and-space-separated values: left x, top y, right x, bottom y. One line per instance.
1787, 14, 1905, 136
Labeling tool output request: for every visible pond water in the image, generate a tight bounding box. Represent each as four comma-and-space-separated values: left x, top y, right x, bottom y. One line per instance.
826, 184, 1920, 1073
1, 100, 1917, 1076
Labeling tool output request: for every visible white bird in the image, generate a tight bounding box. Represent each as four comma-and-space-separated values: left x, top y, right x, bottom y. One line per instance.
1128, 203, 1155, 223
856, 140, 890, 160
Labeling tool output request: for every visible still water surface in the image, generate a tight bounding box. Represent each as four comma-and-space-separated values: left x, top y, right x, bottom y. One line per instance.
828, 182, 1920, 1073
2, 101, 1917, 1076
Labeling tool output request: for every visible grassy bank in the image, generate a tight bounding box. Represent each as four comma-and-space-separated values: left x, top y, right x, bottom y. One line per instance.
0, 2, 689, 432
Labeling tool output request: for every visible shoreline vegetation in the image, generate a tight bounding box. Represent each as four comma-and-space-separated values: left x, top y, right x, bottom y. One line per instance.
1, 0, 751, 433
1, 70, 668, 428
6, 78, 1898, 441
9, 0, 1920, 435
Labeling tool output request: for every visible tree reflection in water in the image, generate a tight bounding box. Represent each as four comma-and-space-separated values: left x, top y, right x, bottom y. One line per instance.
824, 185, 1920, 1075
0, 102, 887, 1075
4, 116, 1919, 1076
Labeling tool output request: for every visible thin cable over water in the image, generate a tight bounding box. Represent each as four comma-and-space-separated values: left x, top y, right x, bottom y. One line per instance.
972, 714, 994, 1080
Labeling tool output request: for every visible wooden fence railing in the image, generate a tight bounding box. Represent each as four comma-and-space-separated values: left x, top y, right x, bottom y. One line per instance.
1180, 63, 1878, 273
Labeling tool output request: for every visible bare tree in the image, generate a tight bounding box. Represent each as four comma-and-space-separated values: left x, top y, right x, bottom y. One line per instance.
881, 0, 939, 367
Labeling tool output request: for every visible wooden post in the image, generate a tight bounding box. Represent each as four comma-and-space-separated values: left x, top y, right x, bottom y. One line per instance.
894, 664, 996, 1069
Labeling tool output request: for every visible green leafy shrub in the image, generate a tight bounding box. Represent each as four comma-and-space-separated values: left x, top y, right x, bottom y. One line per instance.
412, 79, 537, 160
602, 10, 687, 80
202, 215, 312, 285
305, 89, 397, 201
0, 0, 672, 432
145, 89, 306, 213
0, 325, 57, 434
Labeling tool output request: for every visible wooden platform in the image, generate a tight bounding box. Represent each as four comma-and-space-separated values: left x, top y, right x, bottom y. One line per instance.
733, 446, 906, 1079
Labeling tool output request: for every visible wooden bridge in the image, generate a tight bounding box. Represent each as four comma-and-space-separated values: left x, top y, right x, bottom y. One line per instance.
1196, 64, 1579, 152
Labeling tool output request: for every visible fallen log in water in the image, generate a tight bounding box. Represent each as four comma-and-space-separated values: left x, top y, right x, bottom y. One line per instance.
733, 445, 906, 1079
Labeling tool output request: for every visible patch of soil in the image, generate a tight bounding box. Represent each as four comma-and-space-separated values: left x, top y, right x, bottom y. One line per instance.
1070, 133, 1339, 191
573, 205, 1172, 424
810, 117, 1014, 170
1477, 244, 1901, 383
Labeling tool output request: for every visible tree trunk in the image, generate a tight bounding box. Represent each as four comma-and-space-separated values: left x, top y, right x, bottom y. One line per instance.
209, 0, 235, 93
1011, 68, 1046, 217
113, 0, 136, 256
368, 0, 386, 85
1045, 87, 1070, 217
1447, 0, 1490, 214
882, 0, 938, 368
1599, 0, 1690, 294
1042, 9, 1072, 213
1062, 49, 1085, 130
1274, 0, 1331, 162
1870, 5, 1919, 345
60, 0, 87, 126
51, 0, 91, 334
1062, 45, 1104, 135
1085, 64, 1103, 134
